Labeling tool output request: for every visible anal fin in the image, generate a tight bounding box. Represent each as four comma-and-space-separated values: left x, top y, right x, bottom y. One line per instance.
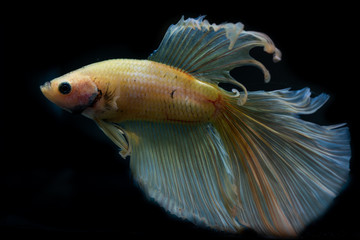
121, 121, 244, 232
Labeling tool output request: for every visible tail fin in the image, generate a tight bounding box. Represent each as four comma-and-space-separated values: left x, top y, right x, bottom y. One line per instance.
214, 88, 351, 236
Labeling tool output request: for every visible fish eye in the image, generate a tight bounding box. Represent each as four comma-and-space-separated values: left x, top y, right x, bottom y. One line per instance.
58, 82, 72, 95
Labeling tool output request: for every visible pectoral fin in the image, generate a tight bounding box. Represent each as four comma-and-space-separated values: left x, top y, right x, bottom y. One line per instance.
95, 119, 131, 158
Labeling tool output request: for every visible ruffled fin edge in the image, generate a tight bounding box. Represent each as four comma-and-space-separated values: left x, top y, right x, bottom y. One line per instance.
175, 16, 282, 60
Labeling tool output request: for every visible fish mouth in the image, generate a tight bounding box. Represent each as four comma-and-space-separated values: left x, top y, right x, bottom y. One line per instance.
40, 81, 53, 99
40, 82, 51, 95
40, 81, 51, 92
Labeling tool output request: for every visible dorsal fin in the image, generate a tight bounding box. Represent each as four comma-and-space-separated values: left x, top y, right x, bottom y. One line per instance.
149, 16, 281, 86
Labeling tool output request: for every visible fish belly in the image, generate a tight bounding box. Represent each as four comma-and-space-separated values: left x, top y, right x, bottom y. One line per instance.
114, 60, 221, 123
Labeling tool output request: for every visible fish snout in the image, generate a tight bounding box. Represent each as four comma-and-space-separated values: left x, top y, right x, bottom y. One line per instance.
40, 81, 51, 91
40, 81, 54, 101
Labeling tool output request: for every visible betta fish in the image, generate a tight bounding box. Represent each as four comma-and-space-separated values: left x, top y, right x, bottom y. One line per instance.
40, 17, 351, 237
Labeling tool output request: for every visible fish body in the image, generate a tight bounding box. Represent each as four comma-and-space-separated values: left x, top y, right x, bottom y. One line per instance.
40, 17, 351, 237
77, 59, 220, 123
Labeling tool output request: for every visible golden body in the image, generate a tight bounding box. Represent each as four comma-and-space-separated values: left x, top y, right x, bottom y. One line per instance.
82, 59, 221, 123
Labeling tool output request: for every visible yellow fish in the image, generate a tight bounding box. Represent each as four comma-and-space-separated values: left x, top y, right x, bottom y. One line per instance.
40, 17, 351, 237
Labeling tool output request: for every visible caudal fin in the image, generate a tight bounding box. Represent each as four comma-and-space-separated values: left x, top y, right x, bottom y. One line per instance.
214, 88, 351, 236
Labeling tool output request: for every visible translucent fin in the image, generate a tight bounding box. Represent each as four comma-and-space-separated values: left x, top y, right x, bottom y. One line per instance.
215, 88, 351, 236
149, 16, 281, 86
95, 119, 131, 158
121, 121, 244, 232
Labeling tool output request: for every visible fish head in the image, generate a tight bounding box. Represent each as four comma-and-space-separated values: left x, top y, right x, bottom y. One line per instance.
40, 72, 100, 114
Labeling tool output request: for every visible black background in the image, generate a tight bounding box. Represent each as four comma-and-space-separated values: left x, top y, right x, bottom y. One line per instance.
1, 2, 359, 239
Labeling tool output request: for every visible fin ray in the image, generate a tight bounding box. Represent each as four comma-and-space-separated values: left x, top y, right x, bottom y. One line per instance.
121, 121, 243, 232
149, 16, 281, 87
